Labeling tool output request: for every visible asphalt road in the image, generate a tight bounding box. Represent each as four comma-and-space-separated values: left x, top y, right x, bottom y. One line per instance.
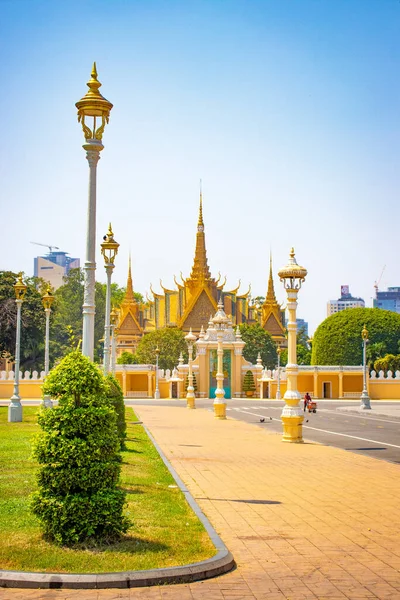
127, 398, 400, 465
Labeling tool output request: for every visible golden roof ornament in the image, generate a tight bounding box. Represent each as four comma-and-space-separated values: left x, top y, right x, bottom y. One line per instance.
76, 62, 113, 141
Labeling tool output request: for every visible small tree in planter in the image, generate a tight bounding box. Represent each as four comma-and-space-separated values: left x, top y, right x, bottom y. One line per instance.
243, 370, 256, 397
105, 373, 127, 450
30, 351, 130, 546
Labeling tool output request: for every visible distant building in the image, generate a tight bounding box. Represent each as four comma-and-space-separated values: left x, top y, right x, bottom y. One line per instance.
327, 285, 365, 316
373, 287, 400, 313
34, 251, 80, 290
296, 318, 308, 337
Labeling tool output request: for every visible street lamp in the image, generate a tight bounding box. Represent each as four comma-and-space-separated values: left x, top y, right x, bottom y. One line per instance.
8, 274, 27, 422
41, 285, 54, 408
276, 345, 282, 400
110, 307, 119, 376
76, 62, 113, 360
185, 328, 197, 409
278, 248, 307, 442
212, 300, 229, 419
101, 224, 119, 374
360, 324, 371, 410
154, 347, 160, 399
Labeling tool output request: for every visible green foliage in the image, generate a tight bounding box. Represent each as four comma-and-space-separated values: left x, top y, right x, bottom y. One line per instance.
243, 370, 256, 392
117, 351, 139, 364
239, 323, 277, 369
312, 308, 400, 366
135, 328, 188, 370
105, 374, 127, 449
367, 341, 387, 370
31, 352, 129, 546
374, 354, 400, 374
279, 344, 311, 366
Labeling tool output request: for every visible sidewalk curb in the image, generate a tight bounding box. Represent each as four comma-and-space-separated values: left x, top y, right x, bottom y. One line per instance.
0, 421, 235, 590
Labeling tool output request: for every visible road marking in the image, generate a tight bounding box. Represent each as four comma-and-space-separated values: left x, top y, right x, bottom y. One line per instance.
231, 408, 400, 449
301, 424, 400, 449
316, 408, 400, 425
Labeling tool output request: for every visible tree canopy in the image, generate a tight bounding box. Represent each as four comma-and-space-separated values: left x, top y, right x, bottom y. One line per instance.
239, 323, 277, 369
135, 328, 188, 370
311, 308, 400, 366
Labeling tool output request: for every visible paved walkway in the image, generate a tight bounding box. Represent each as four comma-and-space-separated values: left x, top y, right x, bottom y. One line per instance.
2, 405, 400, 600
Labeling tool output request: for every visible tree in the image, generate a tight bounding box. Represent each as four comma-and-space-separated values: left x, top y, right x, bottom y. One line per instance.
0, 271, 46, 370
367, 341, 387, 370
374, 354, 400, 374
239, 323, 277, 369
117, 351, 139, 364
311, 308, 400, 366
31, 351, 129, 545
135, 328, 188, 370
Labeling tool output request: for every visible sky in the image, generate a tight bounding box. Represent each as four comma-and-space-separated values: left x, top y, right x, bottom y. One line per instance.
0, 0, 399, 334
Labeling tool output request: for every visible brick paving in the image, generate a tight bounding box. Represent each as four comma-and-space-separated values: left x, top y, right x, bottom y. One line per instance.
1, 405, 400, 600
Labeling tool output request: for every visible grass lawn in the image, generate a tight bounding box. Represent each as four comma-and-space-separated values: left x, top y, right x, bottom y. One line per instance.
0, 406, 215, 573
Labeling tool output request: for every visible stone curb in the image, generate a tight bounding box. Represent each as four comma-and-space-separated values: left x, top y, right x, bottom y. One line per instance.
0, 421, 235, 589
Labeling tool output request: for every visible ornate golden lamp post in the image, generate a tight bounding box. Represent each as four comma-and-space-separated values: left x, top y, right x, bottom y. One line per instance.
154, 347, 160, 399
76, 63, 113, 360
110, 307, 119, 375
278, 249, 307, 442
212, 300, 229, 419
276, 345, 282, 400
185, 328, 197, 409
100, 224, 119, 373
41, 286, 54, 408
8, 274, 27, 422
360, 324, 371, 410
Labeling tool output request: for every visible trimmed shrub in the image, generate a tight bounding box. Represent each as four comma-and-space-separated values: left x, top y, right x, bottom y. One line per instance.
312, 308, 400, 366
31, 351, 130, 546
243, 370, 256, 393
105, 373, 127, 449
117, 351, 139, 364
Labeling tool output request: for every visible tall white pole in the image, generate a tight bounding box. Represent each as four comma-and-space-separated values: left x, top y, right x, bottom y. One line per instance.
8, 300, 23, 422
154, 352, 160, 399
82, 142, 102, 360
110, 323, 117, 375
44, 308, 51, 376
186, 343, 195, 408
103, 264, 113, 373
276, 348, 281, 400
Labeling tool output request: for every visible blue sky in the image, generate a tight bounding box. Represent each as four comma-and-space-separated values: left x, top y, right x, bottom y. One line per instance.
1, 0, 399, 333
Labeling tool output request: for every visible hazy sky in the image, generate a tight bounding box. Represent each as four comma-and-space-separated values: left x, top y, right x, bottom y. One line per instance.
1, 0, 399, 333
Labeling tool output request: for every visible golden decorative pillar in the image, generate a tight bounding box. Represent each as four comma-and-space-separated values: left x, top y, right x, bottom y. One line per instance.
122, 369, 127, 397
313, 368, 318, 399
338, 369, 343, 399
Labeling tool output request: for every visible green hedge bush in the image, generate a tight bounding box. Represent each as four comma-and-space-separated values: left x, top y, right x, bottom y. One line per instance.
105, 373, 127, 449
312, 308, 400, 366
243, 370, 256, 393
31, 351, 129, 546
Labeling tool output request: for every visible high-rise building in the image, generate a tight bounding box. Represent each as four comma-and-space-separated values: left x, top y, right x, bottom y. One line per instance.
327, 285, 365, 316
373, 287, 400, 313
34, 251, 80, 290
296, 318, 308, 337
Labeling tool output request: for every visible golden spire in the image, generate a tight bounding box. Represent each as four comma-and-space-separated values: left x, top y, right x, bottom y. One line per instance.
124, 253, 135, 303
265, 253, 278, 305
189, 188, 211, 282
198, 179, 204, 230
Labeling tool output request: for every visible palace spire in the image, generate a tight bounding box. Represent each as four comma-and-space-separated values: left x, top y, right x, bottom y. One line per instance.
123, 253, 135, 303
189, 189, 212, 282
265, 253, 278, 305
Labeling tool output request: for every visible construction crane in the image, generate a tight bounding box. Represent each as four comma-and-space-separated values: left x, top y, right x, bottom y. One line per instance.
374, 265, 386, 297
30, 241, 60, 253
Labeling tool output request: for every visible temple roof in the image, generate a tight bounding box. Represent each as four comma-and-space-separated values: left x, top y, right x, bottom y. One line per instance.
122, 254, 135, 304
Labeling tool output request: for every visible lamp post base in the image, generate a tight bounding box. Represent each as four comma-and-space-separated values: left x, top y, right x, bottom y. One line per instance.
154, 391, 160, 399
41, 395, 53, 409
282, 415, 304, 442
186, 395, 196, 409
213, 401, 226, 419
360, 392, 371, 410
8, 395, 22, 422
